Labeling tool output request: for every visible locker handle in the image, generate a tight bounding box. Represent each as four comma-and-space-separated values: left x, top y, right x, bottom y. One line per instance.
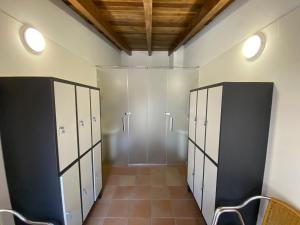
79, 120, 85, 127
83, 188, 88, 195
92, 116, 97, 122
66, 211, 72, 219
59, 126, 65, 135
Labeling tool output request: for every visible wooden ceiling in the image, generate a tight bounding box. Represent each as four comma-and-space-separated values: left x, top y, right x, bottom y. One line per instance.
66, 0, 234, 55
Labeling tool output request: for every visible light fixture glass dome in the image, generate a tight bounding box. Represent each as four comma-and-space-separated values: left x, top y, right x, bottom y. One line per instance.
242, 34, 265, 60
22, 27, 46, 53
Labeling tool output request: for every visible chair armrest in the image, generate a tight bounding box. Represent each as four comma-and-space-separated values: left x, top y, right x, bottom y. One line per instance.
0, 209, 54, 225
211, 196, 270, 225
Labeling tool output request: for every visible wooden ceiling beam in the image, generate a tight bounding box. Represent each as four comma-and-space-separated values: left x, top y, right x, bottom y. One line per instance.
143, 0, 153, 56
168, 0, 233, 55
67, 0, 132, 55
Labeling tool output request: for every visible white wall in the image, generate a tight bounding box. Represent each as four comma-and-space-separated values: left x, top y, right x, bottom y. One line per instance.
121, 51, 170, 67
0, 0, 121, 223
183, 0, 300, 67
0, 0, 122, 85
183, 0, 300, 212
0, 0, 121, 67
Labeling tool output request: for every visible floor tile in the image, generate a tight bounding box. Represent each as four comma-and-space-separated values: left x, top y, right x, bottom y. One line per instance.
107, 200, 130, 217
150, 187, 170, 200
151, 175, 166, 187
166, 167, 180, 176
169, 187, 192, 199
103, 218, 128, 225
86, 165, 204, 225
129, 200, 151, 217
136, 175, 151, 186
113, 186, 134, 199
119, 175, 136, 186
150, 167, 166, 176
171, 200, 200, 217
128, 218, 150, 225
89, 199, 111, 218
105, 175, 119, 186
166, 174, 184, 186
85, 217, 104, 225
175, 218, 205, 225
151, 218, 175, 225
102, 186, 116, 200
136, 167, 151, 175
151, 200, 172, 217
110, 167, 137, 175
132, 186, 151, 199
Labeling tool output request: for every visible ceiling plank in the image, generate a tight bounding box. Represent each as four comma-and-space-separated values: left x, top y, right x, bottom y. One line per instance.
143, 0, 153, 56
67, 0, 132, 55
168, 0, 233, 55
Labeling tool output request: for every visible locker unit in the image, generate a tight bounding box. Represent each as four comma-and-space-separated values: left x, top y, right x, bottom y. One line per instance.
92, 144, 102, 200
76, 86, 92, 155
0, 77, 103, 225
187, 82, 273, 225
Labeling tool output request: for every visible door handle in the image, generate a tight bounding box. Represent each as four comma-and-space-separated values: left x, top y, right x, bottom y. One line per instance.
169, 117, 174, 131
125, 112, 131, 133
165, 113, 173, 132
121, 116, 125, 132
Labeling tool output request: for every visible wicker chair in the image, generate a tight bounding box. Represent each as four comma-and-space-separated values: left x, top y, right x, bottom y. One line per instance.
212, 196, 300, 225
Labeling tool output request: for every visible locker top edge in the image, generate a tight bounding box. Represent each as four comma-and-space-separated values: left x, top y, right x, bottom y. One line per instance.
0, 76, 100, 90
190, 82, 274, 92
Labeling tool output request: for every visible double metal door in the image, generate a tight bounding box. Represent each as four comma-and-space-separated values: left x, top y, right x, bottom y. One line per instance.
98, 68, 198, 165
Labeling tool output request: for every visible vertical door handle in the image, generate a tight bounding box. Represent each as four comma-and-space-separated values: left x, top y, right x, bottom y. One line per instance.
169, 117, 174, 131
125, 112, 131, 133
121, 116, 125, 132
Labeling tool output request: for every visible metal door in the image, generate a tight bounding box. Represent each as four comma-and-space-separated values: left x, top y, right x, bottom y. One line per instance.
127, 69, 148, 164
98, 69, 129, 165
165, 68, 199, 164
98, 67, 198, 165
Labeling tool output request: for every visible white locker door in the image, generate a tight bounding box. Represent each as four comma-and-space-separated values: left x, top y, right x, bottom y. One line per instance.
206, 86, 223, 162
196, 89, 207, 150
60, 163, 82, 225
194, 149, 204, 209
189, 91, 197, 141
202, 157, 218, 225
76, 86, 92, 155
90, 89, 101, 145
187, 141, 195, 192
54, 82, 78, 171
80, 151, 94, 220
92, 144, 102, 200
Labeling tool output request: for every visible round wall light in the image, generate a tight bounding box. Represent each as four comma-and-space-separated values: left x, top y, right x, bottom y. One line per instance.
242, 33, 265, 60
21, 26, 46, 54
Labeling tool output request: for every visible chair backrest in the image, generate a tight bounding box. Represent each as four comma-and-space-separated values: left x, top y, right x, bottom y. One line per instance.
262, 198, 300, 225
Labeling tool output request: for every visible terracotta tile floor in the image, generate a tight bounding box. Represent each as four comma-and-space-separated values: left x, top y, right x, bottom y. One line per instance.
85, 165, 205, 225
